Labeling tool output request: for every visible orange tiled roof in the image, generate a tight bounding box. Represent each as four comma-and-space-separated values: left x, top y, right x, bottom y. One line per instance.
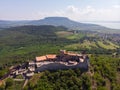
46, 54, 56, 59
36, 54, 56, 62
36, 56, 47, 61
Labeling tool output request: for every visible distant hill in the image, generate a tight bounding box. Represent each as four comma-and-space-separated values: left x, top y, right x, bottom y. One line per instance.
0, 20, 30, 30
28, 17, 111, 31
0, 17, 114, 32
0, 25, 67, 46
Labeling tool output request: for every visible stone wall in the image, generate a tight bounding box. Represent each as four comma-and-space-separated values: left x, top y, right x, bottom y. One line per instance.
36, 59, 89, 72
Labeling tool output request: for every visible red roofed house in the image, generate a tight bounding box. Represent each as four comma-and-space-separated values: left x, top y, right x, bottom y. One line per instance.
36, 56, 47, 62
36, 54, 57, 62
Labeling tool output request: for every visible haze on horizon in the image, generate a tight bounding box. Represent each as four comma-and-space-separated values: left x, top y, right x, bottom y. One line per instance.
0, 0, 120, 22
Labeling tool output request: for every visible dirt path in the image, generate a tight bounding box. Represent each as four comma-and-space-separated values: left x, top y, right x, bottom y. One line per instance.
23, 79, 28, 88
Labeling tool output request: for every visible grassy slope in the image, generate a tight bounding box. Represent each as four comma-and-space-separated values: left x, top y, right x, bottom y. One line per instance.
65, 40, 119, 50
57, 31, 119, 49
97, 40, 119, 49
56, 31, 85, 40
65, 40, 98, 50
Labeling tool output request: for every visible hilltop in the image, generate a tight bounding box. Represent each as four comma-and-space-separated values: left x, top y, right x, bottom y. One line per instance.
28, 17, 109, 31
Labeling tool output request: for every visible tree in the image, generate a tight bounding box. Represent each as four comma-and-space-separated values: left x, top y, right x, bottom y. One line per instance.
5, 78, 14, 90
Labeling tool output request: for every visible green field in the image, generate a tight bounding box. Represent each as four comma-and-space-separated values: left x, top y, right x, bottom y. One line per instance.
65, 40, 119, 50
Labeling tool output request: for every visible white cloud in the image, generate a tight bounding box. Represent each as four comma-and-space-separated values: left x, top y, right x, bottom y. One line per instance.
37, 5, 120, 21
66, 5, 79, 13
112, 5, 120, 8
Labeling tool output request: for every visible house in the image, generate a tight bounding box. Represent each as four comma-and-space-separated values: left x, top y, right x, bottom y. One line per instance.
36, 56, 47, 62
36, 54, 57, 62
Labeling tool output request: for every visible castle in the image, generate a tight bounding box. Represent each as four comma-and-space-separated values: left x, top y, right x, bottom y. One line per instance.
28, 50, 89, 72
1, 50, 89, 80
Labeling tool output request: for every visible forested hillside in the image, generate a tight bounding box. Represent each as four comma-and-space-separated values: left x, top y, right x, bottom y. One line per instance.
0, 25, 120, 90
0, 25, 119, 66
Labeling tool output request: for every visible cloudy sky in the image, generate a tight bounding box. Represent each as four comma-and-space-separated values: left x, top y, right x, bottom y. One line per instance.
0, 0, 120, 21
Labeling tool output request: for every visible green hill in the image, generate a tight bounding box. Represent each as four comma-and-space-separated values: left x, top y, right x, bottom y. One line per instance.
0, 17, 114, 32
0, 25, 69, 65
0, 25, 120, 90
0, 25, 119, 66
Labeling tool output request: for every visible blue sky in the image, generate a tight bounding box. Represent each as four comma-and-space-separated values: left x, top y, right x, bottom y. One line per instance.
0, 0, 120, 21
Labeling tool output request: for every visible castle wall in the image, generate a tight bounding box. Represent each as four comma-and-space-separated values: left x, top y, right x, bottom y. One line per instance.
36, 59, 89, 72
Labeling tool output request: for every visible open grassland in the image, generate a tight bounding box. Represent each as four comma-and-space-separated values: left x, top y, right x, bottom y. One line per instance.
55, 31, 73, 38
65, 40, 119, 50
97, 40, 119, 49
65, 40, 97, 50
56, 31, 85, 40
66, 33, 85, 40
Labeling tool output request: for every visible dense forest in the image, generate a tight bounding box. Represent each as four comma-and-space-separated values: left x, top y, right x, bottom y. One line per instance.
0, 25, 120, 90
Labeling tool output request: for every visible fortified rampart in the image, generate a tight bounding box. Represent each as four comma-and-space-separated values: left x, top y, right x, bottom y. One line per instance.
28, 50, 89, 72
36, 58, 89, 72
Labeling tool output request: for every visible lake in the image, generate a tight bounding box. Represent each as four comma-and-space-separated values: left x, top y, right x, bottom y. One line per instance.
81, 21, 120, 29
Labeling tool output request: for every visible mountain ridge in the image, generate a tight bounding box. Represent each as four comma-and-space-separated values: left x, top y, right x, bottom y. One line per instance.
0, 17, 113, 32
